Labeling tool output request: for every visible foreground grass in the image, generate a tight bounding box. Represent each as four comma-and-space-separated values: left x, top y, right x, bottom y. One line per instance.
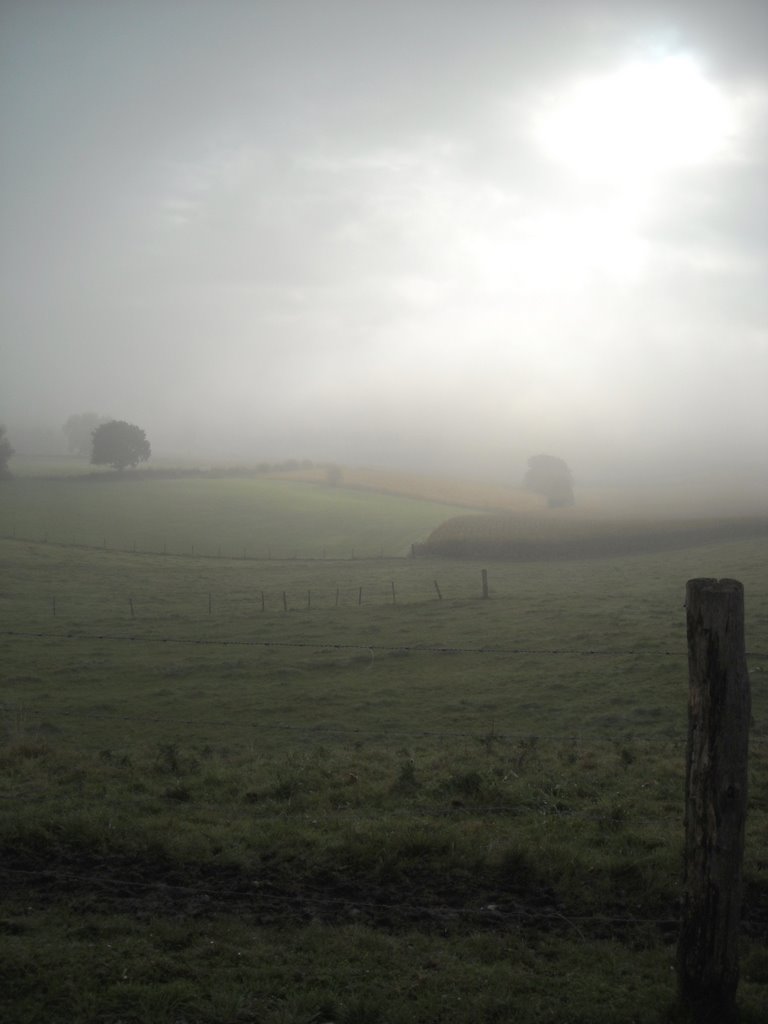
1, 511, 767, 1021
0, 907, 687, 1024
1, 734, 767, 1023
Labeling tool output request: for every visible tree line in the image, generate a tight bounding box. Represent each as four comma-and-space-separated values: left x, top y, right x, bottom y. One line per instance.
2, 414, 575, 507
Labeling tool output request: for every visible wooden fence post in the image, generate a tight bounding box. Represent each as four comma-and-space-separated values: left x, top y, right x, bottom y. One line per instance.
481, 569, 489, 599
677, 578, 751, 1024
434, 580, 442, 601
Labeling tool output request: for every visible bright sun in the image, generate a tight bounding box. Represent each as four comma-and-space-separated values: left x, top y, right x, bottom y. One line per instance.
534, 55, 734, 183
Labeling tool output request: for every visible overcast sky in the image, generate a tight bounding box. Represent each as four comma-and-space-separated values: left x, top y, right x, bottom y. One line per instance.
1, 0, 766, 480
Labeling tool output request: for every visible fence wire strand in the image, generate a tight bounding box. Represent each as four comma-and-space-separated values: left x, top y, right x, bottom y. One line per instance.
9, 628, 765, 658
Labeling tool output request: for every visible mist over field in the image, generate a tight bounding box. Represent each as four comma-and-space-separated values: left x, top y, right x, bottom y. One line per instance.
1, 1, 766, 491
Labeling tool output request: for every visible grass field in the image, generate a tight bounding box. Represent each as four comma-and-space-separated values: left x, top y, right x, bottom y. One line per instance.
1, 468, 767, 1023
0, 473, 474, 559
418, 511, 768, 560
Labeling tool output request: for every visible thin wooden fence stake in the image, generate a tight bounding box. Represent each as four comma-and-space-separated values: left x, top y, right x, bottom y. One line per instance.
481, 569, 489, 599
677, 578, 750, 1024
282, 591, 288, 612
391, 581, 396, 605
358, 586, 363, 607
52, 596, 56, 617
208, 592, 212, 616
434, 580, 442, 600
129, 597, 135, 619
261, 591, 265, 612
307, 590, 311, 610
335, 587, 340, 607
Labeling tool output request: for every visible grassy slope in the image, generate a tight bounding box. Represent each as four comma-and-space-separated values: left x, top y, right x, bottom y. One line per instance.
0, 475, 473, 558
1, 471, 767, 1022
419, 511, 768, 560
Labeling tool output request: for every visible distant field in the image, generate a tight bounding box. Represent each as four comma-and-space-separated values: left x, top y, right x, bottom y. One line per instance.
1, 467, 767, 1023
273, 464, 545, 513
273, 463, 768, 519
0, 473, 473, 559
419, 511, 768, 560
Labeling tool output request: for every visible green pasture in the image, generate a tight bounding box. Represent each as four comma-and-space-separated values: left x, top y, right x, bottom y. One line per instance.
2, 534, 767, 754
1, 472, 767, 1023
0, 473, 472, 559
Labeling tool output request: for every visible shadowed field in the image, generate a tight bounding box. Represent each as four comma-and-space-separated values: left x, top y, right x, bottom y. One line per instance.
417, 512, 768, 560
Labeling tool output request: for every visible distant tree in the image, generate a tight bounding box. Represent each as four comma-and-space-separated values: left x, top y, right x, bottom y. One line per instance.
91, 420, 151, 472
63, 412, 110, 457
523, 454, 574, 508
325, 463, 343, 487
0, 424, 15, 478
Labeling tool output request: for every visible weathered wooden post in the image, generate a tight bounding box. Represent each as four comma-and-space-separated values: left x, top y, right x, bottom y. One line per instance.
677, 578, 751, 1024
433, 580, 442, 601
481, 569, 489, 599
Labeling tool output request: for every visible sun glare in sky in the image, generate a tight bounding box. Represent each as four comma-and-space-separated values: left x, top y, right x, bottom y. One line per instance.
534, 54, 734, 183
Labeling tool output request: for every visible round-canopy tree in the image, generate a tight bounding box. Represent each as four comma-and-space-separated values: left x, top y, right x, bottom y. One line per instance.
91, 420, 151, 472
523, 454, 575, 508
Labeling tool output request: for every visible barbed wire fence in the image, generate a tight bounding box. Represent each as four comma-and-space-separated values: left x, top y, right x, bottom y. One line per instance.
1, 529, 406, 562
